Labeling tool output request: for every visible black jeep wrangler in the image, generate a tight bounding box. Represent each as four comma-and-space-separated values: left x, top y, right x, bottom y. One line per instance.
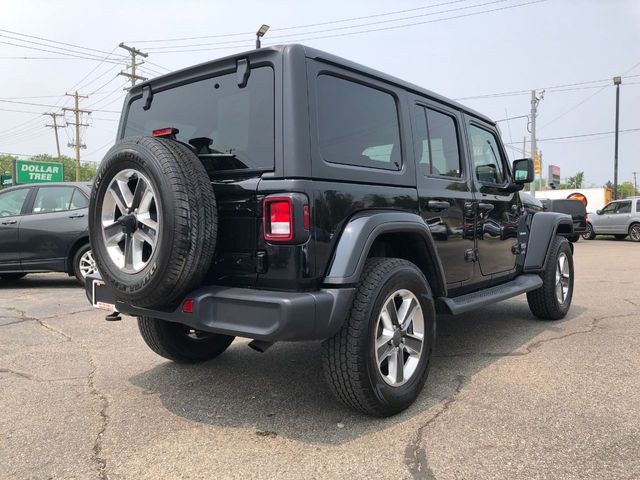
87, 44, 575, 417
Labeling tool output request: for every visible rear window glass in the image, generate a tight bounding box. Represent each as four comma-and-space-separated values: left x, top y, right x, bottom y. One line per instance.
316, 74, 401, 170
124, 66, 275, 173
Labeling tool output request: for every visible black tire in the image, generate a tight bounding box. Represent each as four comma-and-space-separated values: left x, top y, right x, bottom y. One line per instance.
567, 234, 580, 243
137, 317, 234, 363
614, 234, 627, 240
72, 244, 94, 286
321, 258, 436, 417
89, 137, 217, 307
527, 236, 574, 320
582, 223, 595, 240
628, 223, 640, 242
0, 273, 26, 281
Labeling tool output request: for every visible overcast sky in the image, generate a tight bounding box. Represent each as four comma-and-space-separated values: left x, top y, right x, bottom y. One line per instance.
1, 0, 638, 187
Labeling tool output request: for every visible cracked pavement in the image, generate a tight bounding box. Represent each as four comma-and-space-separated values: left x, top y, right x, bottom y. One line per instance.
1, 238, 639, 479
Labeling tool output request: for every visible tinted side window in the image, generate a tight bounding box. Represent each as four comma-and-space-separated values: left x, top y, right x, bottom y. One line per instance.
469, 125, 506, 184
617, 201, 631, 214
0, 188, 29, 217
601, 202, 617, 214
637, 200, 640, 213
70, 189, 89, 209
317, 75, 401, 170
32, 187, 74, 213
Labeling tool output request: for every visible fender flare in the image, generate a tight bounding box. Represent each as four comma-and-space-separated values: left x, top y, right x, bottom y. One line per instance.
323, 210, 447, 297
523, 212, 573, 272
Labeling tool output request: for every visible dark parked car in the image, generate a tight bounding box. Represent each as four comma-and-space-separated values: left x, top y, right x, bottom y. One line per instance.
87, 44, 575, 416
0, 182, 96, 284
540, 198, 587, 242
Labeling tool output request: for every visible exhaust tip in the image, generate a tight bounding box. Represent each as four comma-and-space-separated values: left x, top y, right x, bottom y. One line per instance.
248, 340, 274, 353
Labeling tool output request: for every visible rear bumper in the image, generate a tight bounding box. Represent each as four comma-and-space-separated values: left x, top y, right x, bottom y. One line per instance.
85, 274, 354, 342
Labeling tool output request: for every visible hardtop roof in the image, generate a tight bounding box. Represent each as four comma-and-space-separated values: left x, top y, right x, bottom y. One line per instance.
131, 43, 494, 125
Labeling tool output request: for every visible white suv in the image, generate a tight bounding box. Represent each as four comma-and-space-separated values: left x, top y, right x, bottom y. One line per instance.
583, 196, 640, 242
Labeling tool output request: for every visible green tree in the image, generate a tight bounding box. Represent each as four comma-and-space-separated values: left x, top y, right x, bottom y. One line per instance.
565, 171, 584, 189
618, 181, 635, 199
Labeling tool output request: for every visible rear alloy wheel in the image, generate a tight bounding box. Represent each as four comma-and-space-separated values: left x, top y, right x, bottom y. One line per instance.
137, 316, 234, 363
629, 223, 640, 243
73, 244, 97, 285
582, 223, 595, 240
322, 258, 435, 417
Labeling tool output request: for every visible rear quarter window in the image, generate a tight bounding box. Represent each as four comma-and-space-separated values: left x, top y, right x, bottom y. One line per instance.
316, 74, 401, 171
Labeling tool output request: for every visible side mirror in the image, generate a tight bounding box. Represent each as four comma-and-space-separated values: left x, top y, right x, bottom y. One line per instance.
596, 209, 602, 215
512, 158, 534, 184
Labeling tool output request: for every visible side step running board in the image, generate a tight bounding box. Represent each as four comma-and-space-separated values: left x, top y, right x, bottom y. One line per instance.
437, 274, 543, 315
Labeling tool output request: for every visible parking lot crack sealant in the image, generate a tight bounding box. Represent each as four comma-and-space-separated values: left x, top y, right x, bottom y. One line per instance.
404, 374, 467, 480
4, 307, 111, 479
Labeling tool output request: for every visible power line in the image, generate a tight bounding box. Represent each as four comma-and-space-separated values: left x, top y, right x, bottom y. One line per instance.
149, 0, 547, 54
0, 28, 127, 59
504, 127, 640, 143
0, 33, 125, 63
144, 0, 512, 51
130, 0, 475, 43
0, 98, 119, 113
0, 40, 124, 64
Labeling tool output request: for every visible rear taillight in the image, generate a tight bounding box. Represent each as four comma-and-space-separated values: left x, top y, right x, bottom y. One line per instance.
263, 197, 293, 241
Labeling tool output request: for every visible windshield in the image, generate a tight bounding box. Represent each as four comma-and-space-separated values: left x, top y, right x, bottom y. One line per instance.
123, 66, 275, 173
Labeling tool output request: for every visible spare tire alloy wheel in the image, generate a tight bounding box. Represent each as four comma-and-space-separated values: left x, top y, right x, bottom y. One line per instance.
90, 136, 217, 307
375, 289, 424, 387
102, 169, 159, 274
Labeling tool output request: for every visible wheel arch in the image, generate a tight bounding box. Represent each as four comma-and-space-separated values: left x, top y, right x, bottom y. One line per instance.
323, 211, 447, 298
523, 212, 573, 272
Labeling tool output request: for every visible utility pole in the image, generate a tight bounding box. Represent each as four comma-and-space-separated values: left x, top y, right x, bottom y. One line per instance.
529, 90, 544, 195
63, 92, 90, 181
539, 150, 543, 190
633, 171, 638, 196
613, 76, 622, 199
118, 43, 148, 89
44, 112, 64, 160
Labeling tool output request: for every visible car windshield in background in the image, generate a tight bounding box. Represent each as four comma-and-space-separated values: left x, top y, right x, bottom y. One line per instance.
124, 66, 275, 173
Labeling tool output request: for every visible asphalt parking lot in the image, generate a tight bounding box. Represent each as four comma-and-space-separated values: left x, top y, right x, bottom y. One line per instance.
1, 238, 639, 480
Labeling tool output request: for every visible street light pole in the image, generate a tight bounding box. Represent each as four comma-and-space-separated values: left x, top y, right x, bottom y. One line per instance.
613, 76, 622, 199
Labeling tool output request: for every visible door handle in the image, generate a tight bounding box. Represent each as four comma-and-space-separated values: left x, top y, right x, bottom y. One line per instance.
69, 213, 85, 218
1, 219, 17, 225
478, 202, 495, 213
427, 200, 450, 211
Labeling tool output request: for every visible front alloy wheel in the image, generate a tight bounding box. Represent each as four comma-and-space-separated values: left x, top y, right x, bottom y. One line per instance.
555, 252, 571, 305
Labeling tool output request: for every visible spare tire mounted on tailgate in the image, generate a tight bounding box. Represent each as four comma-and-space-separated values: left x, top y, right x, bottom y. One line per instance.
89, 136, 217, 307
